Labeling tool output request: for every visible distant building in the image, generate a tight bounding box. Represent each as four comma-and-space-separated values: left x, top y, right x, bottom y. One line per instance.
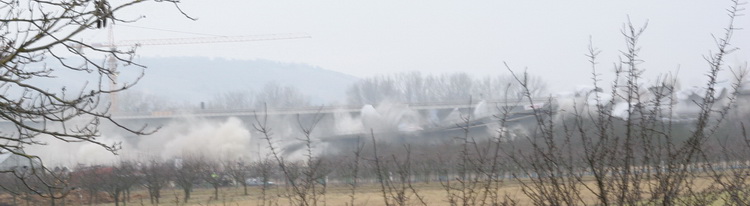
0, 149, 42, 172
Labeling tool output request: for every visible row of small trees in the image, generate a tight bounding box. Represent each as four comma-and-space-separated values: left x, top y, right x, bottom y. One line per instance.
346, 71, 548, 105
0, 156, 276, 205
117, 81, 314, 113
119, 71, 550, 114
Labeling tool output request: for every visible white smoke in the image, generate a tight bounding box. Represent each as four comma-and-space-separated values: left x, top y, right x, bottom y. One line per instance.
150, 117, 252, 160
333, 108, 364, 135
25, 132, 132, 166
473, 100, 489, 119
360, 102, 423, 133
25, 117, 253, 166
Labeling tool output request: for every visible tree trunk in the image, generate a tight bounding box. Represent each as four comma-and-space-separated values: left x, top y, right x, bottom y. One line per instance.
148, 188, 154, 204
113, 192, 120, 206
183, 187, 191, 203
87, 191, 93, 205
214, 185, 219, 200
155, 189, 160, 204
243, 184, 248, 195
126, 188, 130, 204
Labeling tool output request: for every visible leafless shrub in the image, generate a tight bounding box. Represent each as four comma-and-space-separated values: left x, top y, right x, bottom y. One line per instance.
344, 137, 365, 206
250, 157, 278, 206
255, 105, 329, 206
368, 131, 427, 206
439, 97, 518, 206
504, 1, 747, 205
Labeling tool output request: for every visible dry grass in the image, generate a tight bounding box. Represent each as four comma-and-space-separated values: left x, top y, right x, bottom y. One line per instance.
5, 181, 527, 206
2, 173, 746, 206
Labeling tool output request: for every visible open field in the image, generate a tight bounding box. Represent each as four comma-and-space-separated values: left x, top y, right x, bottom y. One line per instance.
1, 173, 746, 206
1, 181, 527, 206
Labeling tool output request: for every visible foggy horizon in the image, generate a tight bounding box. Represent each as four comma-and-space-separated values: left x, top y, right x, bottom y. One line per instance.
51, 1, 744, 96
4, 1, 750, 205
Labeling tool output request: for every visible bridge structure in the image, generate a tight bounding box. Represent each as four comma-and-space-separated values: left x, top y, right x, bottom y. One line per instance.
109, 98, 556, 127
113, 98, 556, 148
0, 98, 556, 132
0, 98, 557, 155
112, 98, 554, 119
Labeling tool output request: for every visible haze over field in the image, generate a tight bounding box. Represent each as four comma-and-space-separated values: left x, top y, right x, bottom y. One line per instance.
23, 0, 750, 164
5, 1, 750, 205
3, 0, 750, 175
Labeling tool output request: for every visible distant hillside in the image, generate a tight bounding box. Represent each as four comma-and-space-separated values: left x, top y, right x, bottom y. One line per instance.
106, 57, 358, 105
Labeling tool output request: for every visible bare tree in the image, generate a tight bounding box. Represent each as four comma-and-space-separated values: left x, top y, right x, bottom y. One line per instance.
0, 173, 28, 205
207, 91, 256, 110
254, 106, 329, 206
224, 159, 252, 196
490, 75, 548, 100
117, 90, 174, 113
5, 165, 73, 206
371, 141, 427, 206
170, 156, 204, 203
503, 1, 747, 205
99, 162, 139, 206
254, 82, 312, 109
436, 97, 518, 206
250, 157, 277, 206
344, 137, 365, 206
346, 72, 549, 105
0, 0, 191, 197
200, 158, 226, 200
71, 165, 106, 205
140, 159, 169, 205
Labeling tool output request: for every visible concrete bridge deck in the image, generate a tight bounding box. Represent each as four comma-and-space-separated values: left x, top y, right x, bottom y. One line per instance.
110, 98, 555, 121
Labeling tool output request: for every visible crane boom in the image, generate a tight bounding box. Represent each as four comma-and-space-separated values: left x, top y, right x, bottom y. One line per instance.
91, 33, 311, 47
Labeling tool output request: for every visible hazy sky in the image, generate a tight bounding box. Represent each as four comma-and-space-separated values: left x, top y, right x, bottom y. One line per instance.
81, 1, 749, 93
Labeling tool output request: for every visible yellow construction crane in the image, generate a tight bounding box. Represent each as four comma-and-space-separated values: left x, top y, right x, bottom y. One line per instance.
79, 27, 311, 113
